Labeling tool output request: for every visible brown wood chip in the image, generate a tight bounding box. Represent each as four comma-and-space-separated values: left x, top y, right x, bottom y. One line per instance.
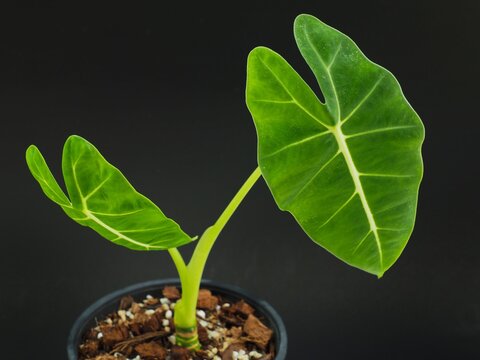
119, 295, 134, 310
145, 297, 159, 305
197, 289, 219, 310
195, 349, 210, 358
134, 341, 167, 359
228, 326, 243, 339
162, 286, 181, 300
133, 312, 161, 332
130, 322, 142, 336
219, 312, 245, 326
171, 345, 191, 360
131, 302, 142, 314
231, 300, 255, 317
84, 328, 100, 341
101, 324, 129, 347
79, 339, 99, 357
198, 324, 209, 344
243, 314, 273, 349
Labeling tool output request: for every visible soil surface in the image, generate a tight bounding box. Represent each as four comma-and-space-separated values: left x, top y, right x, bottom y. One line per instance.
78, 286, 275, 360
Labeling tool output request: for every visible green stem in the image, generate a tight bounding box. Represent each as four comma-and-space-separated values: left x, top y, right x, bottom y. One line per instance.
189, 166, 262, 281
170, 167, 262, 349
168, 248, 188, 284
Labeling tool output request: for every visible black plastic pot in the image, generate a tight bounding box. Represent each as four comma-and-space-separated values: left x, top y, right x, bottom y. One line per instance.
67, 278, 288, 359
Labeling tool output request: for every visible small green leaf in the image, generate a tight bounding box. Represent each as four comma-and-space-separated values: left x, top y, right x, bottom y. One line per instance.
26, 135, 193, 250
246, 14, 424, 276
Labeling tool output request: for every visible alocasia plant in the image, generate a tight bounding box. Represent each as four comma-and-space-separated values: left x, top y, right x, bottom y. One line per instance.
26, 14, 424, 350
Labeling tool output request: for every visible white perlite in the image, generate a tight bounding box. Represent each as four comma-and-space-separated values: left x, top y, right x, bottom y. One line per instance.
238, 349, 249, 360
199, 320, 209, 328
117, 310, 127, 322
207, 330, 221, 340
249, 350, 263, 359
126, 310, 134, 320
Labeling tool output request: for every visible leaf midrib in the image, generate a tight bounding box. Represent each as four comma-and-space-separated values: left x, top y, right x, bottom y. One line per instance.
86, 210, 164, 250
302, 28, 384, 268
332, 124, 383, 268
70, 156, 163, 250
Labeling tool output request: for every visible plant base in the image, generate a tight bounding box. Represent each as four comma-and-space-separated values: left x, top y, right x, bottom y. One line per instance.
68, 279, 287, 360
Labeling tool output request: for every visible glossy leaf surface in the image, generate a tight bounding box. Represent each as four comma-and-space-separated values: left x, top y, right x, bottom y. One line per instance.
246, 14, 424, 276
26, 135, 192, 250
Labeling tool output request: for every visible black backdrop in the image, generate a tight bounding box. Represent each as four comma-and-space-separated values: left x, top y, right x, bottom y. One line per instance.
1, 1, 479, 358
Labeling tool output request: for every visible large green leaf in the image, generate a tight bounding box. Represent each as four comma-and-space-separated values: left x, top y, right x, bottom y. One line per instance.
26, 135, 193, 250
246, 14, 424, 276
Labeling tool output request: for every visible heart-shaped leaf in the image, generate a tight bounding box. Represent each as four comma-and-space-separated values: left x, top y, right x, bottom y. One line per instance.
26, 135, 193, 250
246, 14, 424, 276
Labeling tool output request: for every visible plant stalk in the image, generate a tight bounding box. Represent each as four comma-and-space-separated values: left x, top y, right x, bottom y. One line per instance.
168, 167, 262, 349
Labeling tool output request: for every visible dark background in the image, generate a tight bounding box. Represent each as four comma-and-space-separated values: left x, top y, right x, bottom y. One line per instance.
1, 1, 478, 358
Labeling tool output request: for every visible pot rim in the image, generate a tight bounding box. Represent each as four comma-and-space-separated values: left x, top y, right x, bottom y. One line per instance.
67, 278, 287, 359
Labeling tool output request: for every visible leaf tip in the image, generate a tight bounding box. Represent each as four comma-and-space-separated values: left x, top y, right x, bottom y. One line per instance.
294, 13, 310, 25
247, 46, 270, 62
65, 134, 86, 145
26, 144, 38, 158
294, 13, 332, 41
294, 13, 320, 28
63, 135, 95, 158
25, 145, 42, 171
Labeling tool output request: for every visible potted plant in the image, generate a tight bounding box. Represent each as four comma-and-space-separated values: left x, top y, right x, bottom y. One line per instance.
26, 14, 424, 360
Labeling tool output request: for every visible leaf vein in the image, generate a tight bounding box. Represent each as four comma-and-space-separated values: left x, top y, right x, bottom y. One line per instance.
285, 151, 341, 206
327, 44, 342, 70
345, 125, 417, 139
252, 99, 295, 104
257, 56, 331, 129
264, 131, 332, 158
359, 173, 415, 178
89, 209, 144, 216
318, 191, 357, 230
353, 231, 372, 254
341, 76, 384, 125
83, 174, 113, 202
304, 30, 342, 122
